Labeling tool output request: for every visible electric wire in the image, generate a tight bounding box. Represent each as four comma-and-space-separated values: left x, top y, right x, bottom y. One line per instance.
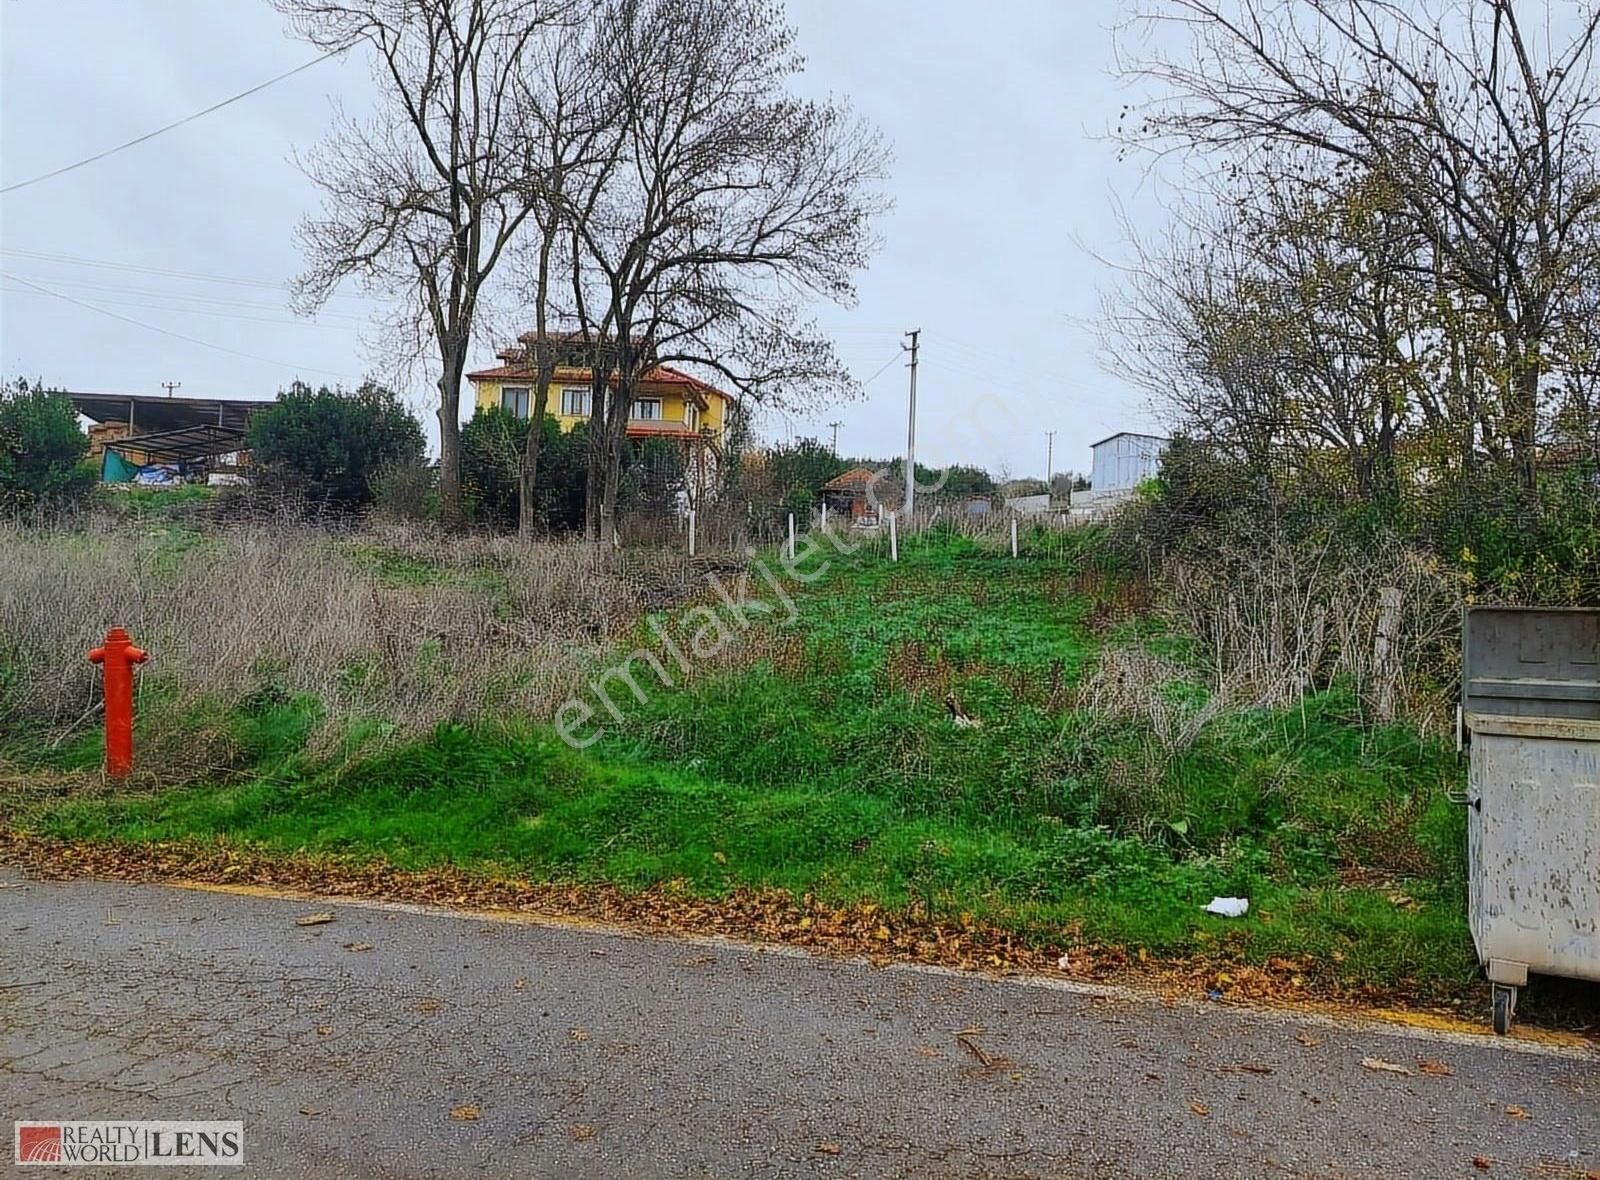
1, 50, 342, 194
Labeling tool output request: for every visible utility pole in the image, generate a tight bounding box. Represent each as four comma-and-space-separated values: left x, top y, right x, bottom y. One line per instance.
903, 329, 919, 519
827, 421, 841, 455
162, 381, 181, 399
1046, 431, 1055, 495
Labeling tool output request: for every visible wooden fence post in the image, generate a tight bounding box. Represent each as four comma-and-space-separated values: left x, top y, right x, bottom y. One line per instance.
1372, 587, 1403, 721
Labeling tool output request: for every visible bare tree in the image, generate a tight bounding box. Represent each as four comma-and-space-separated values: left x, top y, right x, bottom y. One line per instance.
1105, 170, 1452, 502
1119, 0, 1600, 490
279, 0, 561, 528
506, 11, 620, 538
567, 0, 889, 540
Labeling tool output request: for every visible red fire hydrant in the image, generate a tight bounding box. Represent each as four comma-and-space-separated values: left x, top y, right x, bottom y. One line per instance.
88, 627, 148, 778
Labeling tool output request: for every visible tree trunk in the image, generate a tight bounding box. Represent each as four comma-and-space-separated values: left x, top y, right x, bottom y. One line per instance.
519, 231, 559, 542
599, 369, 631, 543
584, 371, 607, 540
1512, 359, 1540, 493
1375, 399, 1398, 503
518, 367, 552, 541
436, 347, 467, 530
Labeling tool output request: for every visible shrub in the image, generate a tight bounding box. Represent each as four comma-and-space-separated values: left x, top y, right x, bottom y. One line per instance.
248, 381, 425, 508
0, 379, 95, 512
459, 408, 587, 532
370, 459, 437, 522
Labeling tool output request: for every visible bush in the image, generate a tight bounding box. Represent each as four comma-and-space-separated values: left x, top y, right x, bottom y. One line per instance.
0, 379, 95, 512
620, 436, 687, 515
460, 408, 588, 532
370, 459, 437, 522
248, 381, 425, 508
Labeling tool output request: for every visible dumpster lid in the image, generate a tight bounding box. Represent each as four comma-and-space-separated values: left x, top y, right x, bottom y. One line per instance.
1463, 607, 1600, 721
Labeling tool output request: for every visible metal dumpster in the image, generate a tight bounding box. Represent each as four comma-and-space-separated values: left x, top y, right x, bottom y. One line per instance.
1462, 607, 1600, 1033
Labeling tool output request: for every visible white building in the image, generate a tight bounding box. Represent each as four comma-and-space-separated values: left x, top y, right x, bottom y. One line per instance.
1071, 431, 1167, 518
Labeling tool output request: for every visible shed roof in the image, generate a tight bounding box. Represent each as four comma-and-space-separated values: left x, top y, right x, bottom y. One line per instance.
67, 391, 268, 435
103, 423, 248, 463
1088, 430, 1168, 450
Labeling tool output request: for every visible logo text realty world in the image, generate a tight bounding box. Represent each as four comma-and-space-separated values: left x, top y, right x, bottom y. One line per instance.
16, 1121, 243, 1166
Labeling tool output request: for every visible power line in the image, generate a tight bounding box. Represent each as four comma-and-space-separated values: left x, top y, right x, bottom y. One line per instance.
1, 271, 359, 381
0, 50, 341, 195
1, 282, 367, 331
0, 247, 395, 303
0, 268, 371, 319
859, 350, 903, 387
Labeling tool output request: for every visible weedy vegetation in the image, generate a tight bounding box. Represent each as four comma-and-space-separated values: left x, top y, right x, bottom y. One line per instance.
0, 495, 1485, 999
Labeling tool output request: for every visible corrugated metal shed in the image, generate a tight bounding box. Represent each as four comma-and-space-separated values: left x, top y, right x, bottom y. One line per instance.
1089, 432, 1166, 492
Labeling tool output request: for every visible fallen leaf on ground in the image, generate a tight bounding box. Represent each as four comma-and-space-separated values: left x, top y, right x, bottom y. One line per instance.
414, 998, 442, 1014
570, 1027, 590, 1042
1417, 1058, 1453, 1077
1360, 1056, 1411, 1075
1190, 1102, 1210, 1117
314, 1025, 332, 1036
915, 1046, 941, 1058
295, 912, 335, 927
569, 1124, 596, 1142
299, 1106, 320, 1117
449, 1105, 481, 1122
815, 1143, 841, 1155
1471, 1155, 1491, 1170
341, 942, 373, 952
1295, 1029, 1322, 1048
513, 978, 526, 991
1504, 1104, 1530, 1120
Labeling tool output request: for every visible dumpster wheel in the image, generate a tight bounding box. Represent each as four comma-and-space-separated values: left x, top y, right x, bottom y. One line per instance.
1492, 983, 1518, 1036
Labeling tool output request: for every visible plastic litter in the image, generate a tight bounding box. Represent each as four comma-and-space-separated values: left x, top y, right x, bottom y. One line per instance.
1202, 897, 1249, 918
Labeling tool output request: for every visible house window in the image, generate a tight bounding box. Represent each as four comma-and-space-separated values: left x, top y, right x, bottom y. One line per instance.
684, 404, 699, 430
560, 386, 591, 416
632, 398, 662, 421
500, 387, 530, 418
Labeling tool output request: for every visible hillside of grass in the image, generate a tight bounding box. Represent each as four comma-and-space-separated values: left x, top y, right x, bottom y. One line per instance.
4, 525, 1478, 995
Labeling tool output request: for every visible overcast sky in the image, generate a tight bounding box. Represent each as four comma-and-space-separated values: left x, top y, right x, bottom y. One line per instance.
0, 0, 1165, 480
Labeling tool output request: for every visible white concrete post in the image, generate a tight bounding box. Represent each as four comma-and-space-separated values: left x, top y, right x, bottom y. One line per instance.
787, 513, 796, 561
821, 501, 828, 532
889, 511, 898, 562
1011, 519, 1018, 558
688, 509, 696, 558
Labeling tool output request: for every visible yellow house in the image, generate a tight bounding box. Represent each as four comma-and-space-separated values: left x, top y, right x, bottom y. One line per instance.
466, 332, 730, 445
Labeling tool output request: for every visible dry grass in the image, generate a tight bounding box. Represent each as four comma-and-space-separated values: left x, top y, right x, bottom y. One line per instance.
1076, 645, 1234, 755
0, 516, 717, 776
1159, 533, 1463, 732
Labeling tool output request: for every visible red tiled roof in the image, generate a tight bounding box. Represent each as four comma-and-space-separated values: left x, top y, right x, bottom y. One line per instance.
821, 465, 881, 492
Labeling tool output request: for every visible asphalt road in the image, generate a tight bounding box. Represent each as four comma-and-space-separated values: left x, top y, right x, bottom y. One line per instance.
2, 867, 1597, 1179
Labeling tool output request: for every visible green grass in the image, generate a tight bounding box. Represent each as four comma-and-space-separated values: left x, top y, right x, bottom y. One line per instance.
7, 526, 1478, 991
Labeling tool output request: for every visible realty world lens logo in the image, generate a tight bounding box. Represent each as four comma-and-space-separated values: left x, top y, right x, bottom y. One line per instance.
15, 1122, 243, 1167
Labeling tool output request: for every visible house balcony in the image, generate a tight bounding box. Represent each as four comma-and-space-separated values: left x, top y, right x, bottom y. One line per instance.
625, 418, 707, 442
